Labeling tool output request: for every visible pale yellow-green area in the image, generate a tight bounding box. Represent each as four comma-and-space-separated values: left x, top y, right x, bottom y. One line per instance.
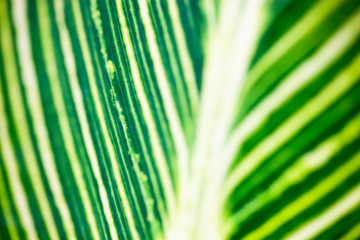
224, 50, 360, 199
286, 185, 360, 240
0, 2, 58, 239
224, 111, 360, 236
242, 151, 360, 240
52, 0, 120, 238
36, 0, 101, 237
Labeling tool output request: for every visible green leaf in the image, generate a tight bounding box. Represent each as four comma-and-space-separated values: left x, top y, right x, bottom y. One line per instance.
0, 0, 359, 239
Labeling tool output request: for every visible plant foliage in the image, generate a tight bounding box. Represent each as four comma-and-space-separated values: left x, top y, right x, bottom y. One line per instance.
1, 0, 360, 239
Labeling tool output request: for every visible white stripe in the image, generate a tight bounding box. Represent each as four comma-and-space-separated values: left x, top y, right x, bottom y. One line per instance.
52, 0, 119, 238
36, 0, 101, 238
156, 0, 192, 125
0, 80, 38, 240
11, 0, 76, 238
224, 112, 360, 236
242, 151, 360, 240
192, 1, 266, 239
137, 0, 189, 196
286, 185, 360, 240
168, 0, 199, 113
224, 17, 360, 197
1, 2, 58, 239
225, 9, 360, 175
116, 0, 177, 222
244, 0, 345, 92
70, 0, 142, 238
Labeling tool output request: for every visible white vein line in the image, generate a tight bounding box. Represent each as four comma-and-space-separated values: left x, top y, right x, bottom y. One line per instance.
70, 0, 140, 238
244, 0, 345, 93
52, 0, 119, 238
286, 185, 360, 240
36, 0, 101, 238
223, 11, 360, 189
11, 0, 76, 238
0, 80, 38, 240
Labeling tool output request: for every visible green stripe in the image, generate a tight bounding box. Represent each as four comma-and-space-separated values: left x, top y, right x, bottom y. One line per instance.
225, 51, 360, 197
0, 151, 22, 240
1, 0, 359, 239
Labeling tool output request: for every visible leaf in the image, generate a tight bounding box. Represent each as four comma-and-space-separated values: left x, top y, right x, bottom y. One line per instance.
0, 0, 359, 239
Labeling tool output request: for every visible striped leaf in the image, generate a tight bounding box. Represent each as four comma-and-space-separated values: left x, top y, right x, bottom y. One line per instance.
0, 0, 359, 239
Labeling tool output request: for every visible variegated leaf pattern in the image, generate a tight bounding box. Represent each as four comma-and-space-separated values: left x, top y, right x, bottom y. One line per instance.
0, 0, 359, 239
